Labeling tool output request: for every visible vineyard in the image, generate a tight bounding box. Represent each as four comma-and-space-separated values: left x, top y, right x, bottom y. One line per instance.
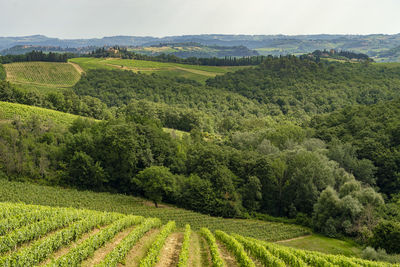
0, 101, 84, 126
0, 201, 396, 267
4, 62, 81, 91
69, 57, 246, 83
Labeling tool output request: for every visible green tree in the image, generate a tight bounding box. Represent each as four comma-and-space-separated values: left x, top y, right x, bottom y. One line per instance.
133, 166, 177, 208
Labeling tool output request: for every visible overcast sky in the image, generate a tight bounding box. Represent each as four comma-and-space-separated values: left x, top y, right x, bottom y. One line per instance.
1, 0, 399, 38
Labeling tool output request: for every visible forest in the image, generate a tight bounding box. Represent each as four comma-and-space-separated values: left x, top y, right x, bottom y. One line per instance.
1, 54, 400, 256
0, 50, 74, 64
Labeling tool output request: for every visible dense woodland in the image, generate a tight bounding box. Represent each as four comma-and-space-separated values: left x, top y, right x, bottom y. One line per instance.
1, 55, 400, 254
0, 50, 74, 64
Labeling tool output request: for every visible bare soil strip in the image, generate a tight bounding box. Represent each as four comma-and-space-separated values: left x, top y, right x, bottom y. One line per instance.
68, 62, 85, 74
154, 232, 183, 267
276, 234, 311, 243
39, 227, 102, 265
118, 228, 160, 267
199, 235, 212, 267
188, 232, 207, 267
216, 240, 240, 267
81, 225, 136, 266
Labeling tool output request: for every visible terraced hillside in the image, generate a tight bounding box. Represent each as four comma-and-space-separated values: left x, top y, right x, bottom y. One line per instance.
0, 201, 395, 267
4, 61, 81, 92
69, 57, 246, 83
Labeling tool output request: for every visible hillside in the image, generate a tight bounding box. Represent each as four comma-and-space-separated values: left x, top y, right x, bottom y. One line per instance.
69, 57, 245, 83
0, 200, 392, 266
2, 34, 400, 61
3, 61, 81, 93
128, 43, 259, 58
206, 56, 400, 117
311, 98, 400, 197
0, 101, 83, 125
1, 54, 400, 263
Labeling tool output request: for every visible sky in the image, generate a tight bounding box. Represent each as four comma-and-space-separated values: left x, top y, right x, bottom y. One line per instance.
1, 0, 400, 38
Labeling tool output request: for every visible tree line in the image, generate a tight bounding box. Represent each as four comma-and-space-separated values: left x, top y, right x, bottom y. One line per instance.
88, 47, 269, 66
0, 50, 75, 64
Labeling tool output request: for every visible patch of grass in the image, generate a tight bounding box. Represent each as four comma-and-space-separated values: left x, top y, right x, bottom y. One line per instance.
277, 234, 362, 257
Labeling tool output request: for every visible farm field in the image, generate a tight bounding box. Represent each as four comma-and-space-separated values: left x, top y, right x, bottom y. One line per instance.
3, 61, 81, 93
69, 57, 247, 83
0, 201, 395, 267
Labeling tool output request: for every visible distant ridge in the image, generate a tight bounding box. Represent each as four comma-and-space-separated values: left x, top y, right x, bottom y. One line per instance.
1, 33, 400, 61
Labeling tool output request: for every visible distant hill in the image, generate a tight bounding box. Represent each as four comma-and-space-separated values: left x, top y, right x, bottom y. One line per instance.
1, 34, 400, 61
129, 42, 259, 58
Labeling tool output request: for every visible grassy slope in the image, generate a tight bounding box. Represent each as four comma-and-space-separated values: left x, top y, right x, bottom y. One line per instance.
278, 234, 362, 257
0, 101, 83, 125
69, 57, 246, 83
4, 61, 81, 93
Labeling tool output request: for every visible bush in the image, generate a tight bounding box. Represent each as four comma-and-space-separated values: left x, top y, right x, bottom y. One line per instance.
370, 220, 400, 253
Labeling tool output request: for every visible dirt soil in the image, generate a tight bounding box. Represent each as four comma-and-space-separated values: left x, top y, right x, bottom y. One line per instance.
216, 240, 239, 267
81, 226, 136, 266
154, 232, 183, 267
118, 228, 160, 267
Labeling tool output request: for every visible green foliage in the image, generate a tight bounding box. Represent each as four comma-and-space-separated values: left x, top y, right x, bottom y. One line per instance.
0, 179, 310, 241
0, 210, 123, 266
0, 81, 110, 120
313, 183, 384, 239
370, 220, 400, 254
97, 218, 161, 267
0, 207, 84, 253
0, 63, 5, 80
214, 230, 256, 267
0, 100, 82, 125
48, 215, 144, 266
73, 68, 272, 132
232, 234, 288, 267
311, 99, 400, 197
139, 221, 176, 267
207, 56, 400, 117
200, 228, 225, 267
133, 166, 178, 207
177, 224, 191, 267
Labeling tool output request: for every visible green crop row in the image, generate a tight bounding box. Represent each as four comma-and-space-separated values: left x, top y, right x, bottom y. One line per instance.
0, 207, 56, 235
214, 230, 255, 267
200, 227, 225, 267
0, 179, 310, 242
232, 234, 289, 267
0, 208, 86, 254
0, 211, 122, 266
177, 224, 191, 267
139, 220, 176, 267
97, 218, 162, 267
4, 62, 81, 87
46, 215, 143, 267
0, 202, 41, 220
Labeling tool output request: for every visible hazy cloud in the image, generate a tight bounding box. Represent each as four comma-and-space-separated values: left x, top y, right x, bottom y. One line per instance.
1, 0, 399, 38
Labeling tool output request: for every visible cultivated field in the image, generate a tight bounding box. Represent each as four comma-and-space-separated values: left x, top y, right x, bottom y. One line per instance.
4, 62, 81, 92
69, 57, 246, 83
0, 200, 395, 266
0, 101, 83, 126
